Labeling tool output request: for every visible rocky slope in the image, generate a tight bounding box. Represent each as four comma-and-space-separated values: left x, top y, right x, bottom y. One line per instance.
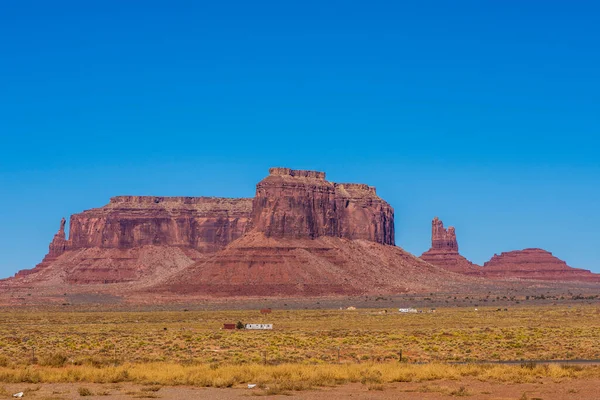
151, 170, 471, 296
6, 168, 598, 299
420, 217, 480, 274
482, 248, 600, 281
154, 231, 469, 297
12, 196, 252, 283
9, 168, 435, 295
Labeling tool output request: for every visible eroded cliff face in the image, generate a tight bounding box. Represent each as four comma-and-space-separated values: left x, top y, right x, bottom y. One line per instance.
14, 168, 395, 285
482, 249, 600, 281
420, 217, 480, 274
334, 183, 394, 245
68, 196, 252, 252
252, 168, 394, 245
420, 218, 600, 282
13, 197, 252, 282
15, 218, 70, 278
252, 168, 338, 239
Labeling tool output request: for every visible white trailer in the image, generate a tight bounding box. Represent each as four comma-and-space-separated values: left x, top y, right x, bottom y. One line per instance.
245, 324, 273, 330
399, 308, 418, 313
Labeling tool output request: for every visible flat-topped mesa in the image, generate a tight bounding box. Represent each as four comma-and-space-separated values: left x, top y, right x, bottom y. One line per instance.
481, 248, 600, 281
105, 196, 252, 215
252, 168, 394, 244
268, 167, 326, 179
69, 196, 252, 252
420, 217, 479, 274
16, 167, 395, 284
335, 183, 377, 197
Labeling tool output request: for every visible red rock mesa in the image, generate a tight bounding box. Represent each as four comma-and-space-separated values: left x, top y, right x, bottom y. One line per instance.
482, 248, 600, 282
12, 168, 466, 296
154, 169, 465, 296
252, 168, 394, 244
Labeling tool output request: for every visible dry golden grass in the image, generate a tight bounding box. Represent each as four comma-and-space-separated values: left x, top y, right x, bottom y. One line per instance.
0, 362, 597, 387
0, 305, 598, 389
0, 305, 598, 366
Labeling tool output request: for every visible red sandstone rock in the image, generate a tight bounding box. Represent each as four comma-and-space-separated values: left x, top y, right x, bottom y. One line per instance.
13, 197, 252, 282
49, 217, 68, 257
482, 248, 600, 282
152, 171, 465, 297
16, 218, 69, 278
14, 246, 205, 286
154, 232, 469, 297
69, 196, 252, 252
420, 217, 480, 274
334, 183, 394, 245
9, 168, 397, 288
10, 167, 597, 297
252, 168, 394, 244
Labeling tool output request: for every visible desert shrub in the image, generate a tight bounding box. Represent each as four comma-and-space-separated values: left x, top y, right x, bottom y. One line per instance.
520, 362, 536, 370
38, 352, 68, 367
450, 386, 471, 396
78, 387, 93, 396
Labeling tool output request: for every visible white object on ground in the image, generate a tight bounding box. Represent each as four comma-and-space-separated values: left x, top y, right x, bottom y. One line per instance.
248, 384, 257, 389
13, 393, 24, 398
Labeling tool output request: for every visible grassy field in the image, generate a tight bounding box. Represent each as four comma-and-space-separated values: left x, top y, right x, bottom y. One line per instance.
0, 305, 598, 389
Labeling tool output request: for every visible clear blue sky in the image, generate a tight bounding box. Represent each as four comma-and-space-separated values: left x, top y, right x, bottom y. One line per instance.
1, 1, 599, 278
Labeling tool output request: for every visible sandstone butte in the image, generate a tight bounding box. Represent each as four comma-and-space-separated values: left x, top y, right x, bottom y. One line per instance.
420, 217, 600, 282
481, 248, 600, 282
420, 217, 481, 275
6, 168, 472, 297
4, 168, 599, 299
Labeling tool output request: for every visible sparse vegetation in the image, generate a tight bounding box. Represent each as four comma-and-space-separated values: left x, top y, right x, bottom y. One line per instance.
0, 362, 594, 388
0, 305, 597, 390
77, 387, 93, 396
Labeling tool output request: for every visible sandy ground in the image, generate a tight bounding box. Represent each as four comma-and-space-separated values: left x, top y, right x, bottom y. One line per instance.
2, 378, 599, 400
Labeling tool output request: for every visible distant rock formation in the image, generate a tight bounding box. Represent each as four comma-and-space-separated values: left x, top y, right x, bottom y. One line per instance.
68, 196, 253, 252
420, 218, 599, 282
420, 217, 480, 274
8, 168, 599, 297
16, 218, 69, 278
482, 248, 600, 281
154, 169, 409, 296
155, 231, 467, 297
13, 197, 253, 282
10, 167, 399, 288
252, 168, 394, 244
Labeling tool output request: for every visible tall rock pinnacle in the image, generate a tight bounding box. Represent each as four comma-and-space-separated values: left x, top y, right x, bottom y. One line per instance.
420, 217, 480, 274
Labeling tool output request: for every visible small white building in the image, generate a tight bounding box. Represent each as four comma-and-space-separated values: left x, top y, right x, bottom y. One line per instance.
245, 323, 273, 330
399, 308, 418, 313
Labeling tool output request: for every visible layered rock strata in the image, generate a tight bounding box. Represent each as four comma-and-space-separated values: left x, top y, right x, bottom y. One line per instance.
253, 168, 394, 244
68, 196, 252, 252
12, 168, 397, 287
15, 218, 69, 277
482, 248, 600, 281
420, 217, 480, 274
155, 232, 466, 297
13, 197, 252, 282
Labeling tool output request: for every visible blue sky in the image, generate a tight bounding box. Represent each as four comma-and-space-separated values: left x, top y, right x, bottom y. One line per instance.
1, 1, 599, 278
